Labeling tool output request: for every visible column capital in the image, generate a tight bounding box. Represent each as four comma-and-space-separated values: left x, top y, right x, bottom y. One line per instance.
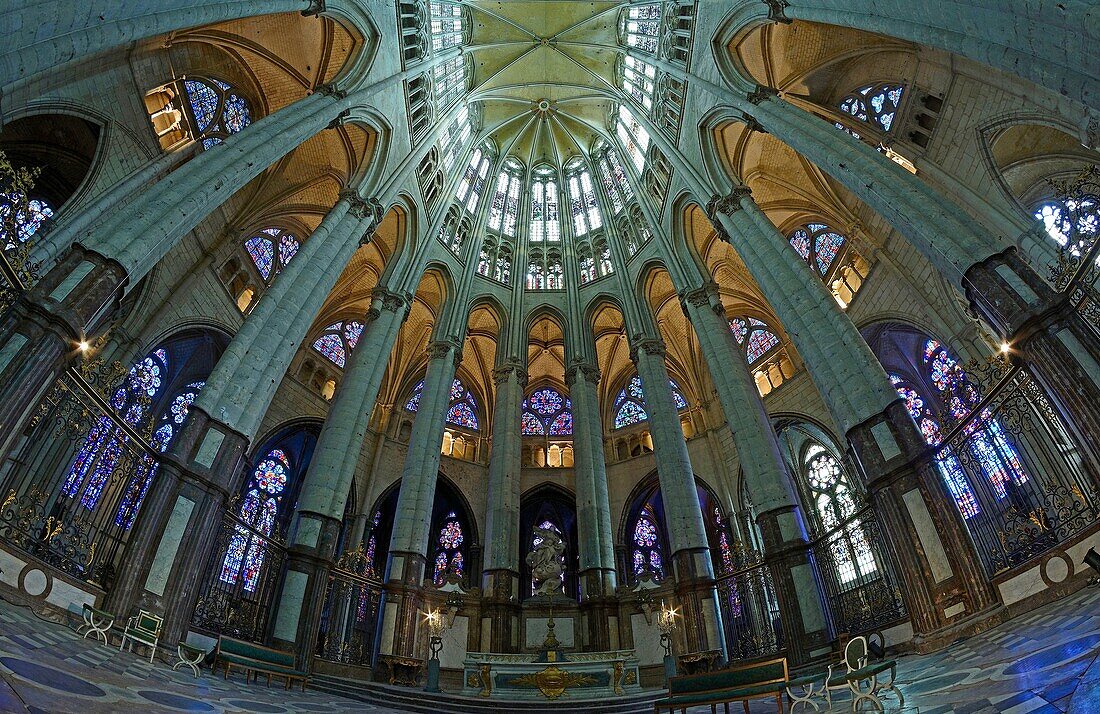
629, 336, 666, 363
326, 108, 350, 130
492, 362, 528, 386
301, 0, 325, 16
762, 0, 791, 24
372, 286, 409, 314
678, 281, 722, 315
705, 186, 752, 223
746, 84, 779, 105
427, 339, 463, 366
565, 360, 601, 386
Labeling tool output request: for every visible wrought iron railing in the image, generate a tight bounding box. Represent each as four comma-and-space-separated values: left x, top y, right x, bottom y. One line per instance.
714, 543, 782, 659
926, 359, 1098, 576
190, 511, 287, 642
0, 360, 156, 587
315, 547, 383, 666
1047, 165, 1100, 339
809, 505, 907, 637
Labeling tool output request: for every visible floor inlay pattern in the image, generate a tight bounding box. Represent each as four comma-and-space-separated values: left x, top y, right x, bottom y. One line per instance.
0, 588, 1096, 712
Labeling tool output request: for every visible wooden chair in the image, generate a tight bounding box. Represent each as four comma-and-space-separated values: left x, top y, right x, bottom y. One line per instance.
119, 610, 163, 664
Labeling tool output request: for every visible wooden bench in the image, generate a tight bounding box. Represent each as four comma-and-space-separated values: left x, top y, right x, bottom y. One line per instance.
655, 656, 787, 714
213, 635, 309, 691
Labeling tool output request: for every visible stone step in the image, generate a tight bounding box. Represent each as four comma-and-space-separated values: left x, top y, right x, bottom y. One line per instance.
310, 674, 664, 714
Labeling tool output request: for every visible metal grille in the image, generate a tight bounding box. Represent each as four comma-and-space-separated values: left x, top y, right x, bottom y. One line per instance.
715, 543, 781, 659
316, 547, 383, 666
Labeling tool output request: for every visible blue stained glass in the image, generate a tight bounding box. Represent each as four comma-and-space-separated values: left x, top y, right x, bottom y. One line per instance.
64, 417, 111, 497
840, 84, 903, 132
131, 356, 163, 397
279, 233, 299, 265
184, 80, 218, 132
446, 401, 478, 429
626, 375, 645, 400
669, 380, 688, 409
0, 195, 54, 246
433, 551, 449, 585
649, 550, 662, 571
406, 381, 424, 411
253, 450, 289, 495
549, 411, 572, 436
729, 318, 748, 344
815, 232, 845, 275
343, 321, 364, 349
313, 333, 346, 368
451, 551, 463, 574
245, 234, 274, 280
633, 518, 658, 547
746, 327, 779, 364
719, 530, 734, 574
727, 584, 743, 618
789, 229, 810, 260
242, 499, 277, 592
80, 436, 121, 510
528, 388, 563, 415
632, 550, 645, 574
521, 411, 545, 435
450, 379, 465, 401
614, 400, 648, 428
223, 94, 251, 133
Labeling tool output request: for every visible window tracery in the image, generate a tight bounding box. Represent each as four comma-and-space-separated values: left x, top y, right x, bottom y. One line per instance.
244, 226, 299, 283
0, 192, 53, 248
786, 222, 868, 308
432, 510, 465, 585
529, 167, 561, 243
312, 320, 365, 369
612, 374, 688, 429
181, 77, 252, 150
1033, 193, 1100, 259
621, 3, 661, 55
616, 105, 651, 172
521, 386, 573, 436
565, 159, 603, 237
728, 317, 781, 365
220, 448, 290, 592
839, 83, 904, 133
802, 444, 878, 583
405, 377, 480, 430
630, 504, 664, 579
621, 56, 656, 110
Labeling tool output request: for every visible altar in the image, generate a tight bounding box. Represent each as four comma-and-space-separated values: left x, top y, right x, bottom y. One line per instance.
462, 648, 643, 701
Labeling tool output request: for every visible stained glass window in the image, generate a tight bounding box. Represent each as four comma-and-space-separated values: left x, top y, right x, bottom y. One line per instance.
63, 348, 170, 511
565, 161, 604, 238
0, 192, 53, 248
787, 222, 850, 280
622, 55, 656, 110
1033, 194, 1100, 261
245, 226, 298, 283
429, 1, 465, 51
529, 520, 566, 593
616, 105, 650, 172
182, 77, 252, 150
631, 505, 664, 579
432, 511, 465, 586
432, 55, 467, 111
114, 380, 204, 529
623, 3, 661, 54
488, 160, 523, 238
612, 374, 687, 429
220, 448, 292, 591
312, 320, 365, 369
405, 378, 480, 431
803, 444, 877, 583
521, 387, 573, 437
839, 84, 904, 133
439, 105, 472, 173
529, 170, 560, 243
455, 147, 491, 214
729, 317, 780, 365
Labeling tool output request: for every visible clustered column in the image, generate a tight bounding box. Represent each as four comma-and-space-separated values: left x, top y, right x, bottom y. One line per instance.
381, 339, 463, 661
680, 283, 828, 665
630, 336, 724, 657
481, 361, 527, 652
566, 360, 618, 651
273, 287, 410, 664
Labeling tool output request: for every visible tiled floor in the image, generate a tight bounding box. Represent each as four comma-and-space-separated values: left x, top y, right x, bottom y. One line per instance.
0, 587, 1097, 713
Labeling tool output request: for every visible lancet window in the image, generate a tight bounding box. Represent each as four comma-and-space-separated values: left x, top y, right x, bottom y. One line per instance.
244, 226, 299, 284
630, 504, 664, 579
525, 248, 563, 290
455, 146, 492, 215
521, 386, 573, 436
487, 159, 522, 238
312, 320, 365, 369
802, 444, 878, 584
428, 1, 466, 52
476, 235, 512, 284
616, 105, 651, 172
621, 56, 656, 110
432, 54, 468, 111
529, 167, 561, 243
565, 159, 603, 237
181, 77, 252, 150
220, 449, 290, 592
839, 83, 905, 133
621, 3, 661, 55
431, 510, 465, 586
596, 146, 635, 215
439, 105, 472, 173
612, 374, 688, 429
786, 222, 867, 308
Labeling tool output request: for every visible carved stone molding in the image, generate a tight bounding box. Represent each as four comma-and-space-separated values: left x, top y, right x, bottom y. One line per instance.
679, 281, 718, 309
301, 0, 325, 17
740, 113, 768, 135
326, 108, 350, 130
705, 186, 752, 221
492, 363, 529, 387
746, 84, 778, 105
629, 337, 666, 363
373, 287, 409, 314
762, 0, 791, 24
565, 361, 601, 386
362, 307, 382, 324
316, 82, 347, 100
427, 340, 463, 367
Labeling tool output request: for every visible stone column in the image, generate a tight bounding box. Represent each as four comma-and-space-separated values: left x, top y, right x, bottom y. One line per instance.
708, 192, 1002, 650
566, 360, 618, 651
272, 287, 410, 666
0, 91, 348, 466
630, 336, 724, 657
104, 196, 381, 647
1, 0, 320, 93
680, 283, 828, 665
380, 339, 462, 661
480, 361, 526, 652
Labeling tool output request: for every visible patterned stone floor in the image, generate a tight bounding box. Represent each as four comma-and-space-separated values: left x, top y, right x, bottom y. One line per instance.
0, 587, 1096, 713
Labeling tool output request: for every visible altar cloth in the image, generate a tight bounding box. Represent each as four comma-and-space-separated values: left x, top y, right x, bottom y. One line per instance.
462, 649, 643, 700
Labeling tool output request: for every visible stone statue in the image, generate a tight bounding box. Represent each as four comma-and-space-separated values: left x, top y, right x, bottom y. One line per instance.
526, 525, 565, 596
